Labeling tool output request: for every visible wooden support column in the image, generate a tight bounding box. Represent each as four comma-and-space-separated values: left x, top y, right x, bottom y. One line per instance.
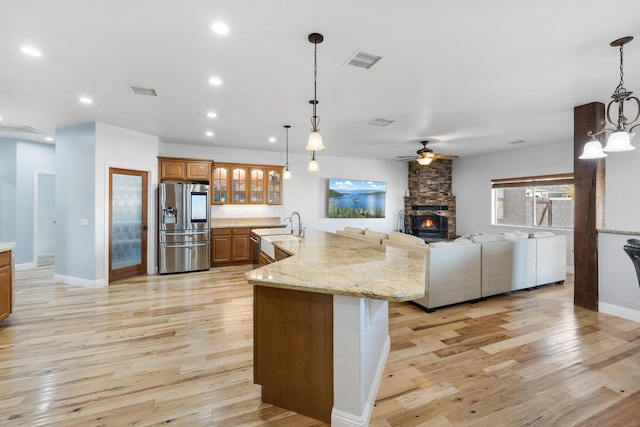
573, 102, 606, 311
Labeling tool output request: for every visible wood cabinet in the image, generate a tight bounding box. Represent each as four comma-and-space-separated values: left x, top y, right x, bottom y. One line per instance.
158, 157, 212, 182
0, 251, 13, 322
211, 166, 230, 203
211, 227, 251, 265
211, 162, 284, 205
254, 285, 334, 422
267, 168, 282, 204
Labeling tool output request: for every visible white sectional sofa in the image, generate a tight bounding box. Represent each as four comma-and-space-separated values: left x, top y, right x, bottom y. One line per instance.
336, 227, 567, 312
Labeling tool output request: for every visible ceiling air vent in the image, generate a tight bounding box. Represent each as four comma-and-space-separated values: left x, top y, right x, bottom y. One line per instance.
345, 50, 382, 69
508, 139, 527, 145
129, 85, 158, 96
0, 124, 45, 134
368, 118, 395, 127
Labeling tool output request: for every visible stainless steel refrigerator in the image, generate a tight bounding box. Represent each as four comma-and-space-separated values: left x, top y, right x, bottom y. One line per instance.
159, 182, 210, 274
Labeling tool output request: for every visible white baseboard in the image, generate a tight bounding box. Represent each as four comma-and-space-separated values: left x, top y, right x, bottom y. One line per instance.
15, 262, 36, 271
53, 273, 107, 288
331, 335, 390, 427
599, 302, 640, 323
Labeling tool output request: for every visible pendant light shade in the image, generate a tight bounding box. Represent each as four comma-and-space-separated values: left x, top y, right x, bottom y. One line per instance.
603, 129, 636, 152
307, 151, 319, 172
307, 33, 326, 152
283, 125, 292, 179
306, 129, 324, 152
579, 136, 607, 159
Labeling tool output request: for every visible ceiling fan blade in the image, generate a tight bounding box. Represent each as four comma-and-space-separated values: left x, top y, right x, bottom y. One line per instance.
433, 154, 459, 159
396, 155, 418, 159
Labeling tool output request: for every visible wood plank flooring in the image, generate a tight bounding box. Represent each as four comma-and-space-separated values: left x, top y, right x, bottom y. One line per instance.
1, 266, 639, 426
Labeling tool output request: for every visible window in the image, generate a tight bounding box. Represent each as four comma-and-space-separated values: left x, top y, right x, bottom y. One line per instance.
492, 173, 574, 228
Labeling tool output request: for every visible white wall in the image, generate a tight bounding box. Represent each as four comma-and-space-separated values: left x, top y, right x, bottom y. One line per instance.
452, 140, 575, 270
598, 143, 640, 320
159, 142, 408, 234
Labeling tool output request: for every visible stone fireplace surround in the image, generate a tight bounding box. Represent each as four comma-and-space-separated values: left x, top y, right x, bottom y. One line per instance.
404, 159, 456, 240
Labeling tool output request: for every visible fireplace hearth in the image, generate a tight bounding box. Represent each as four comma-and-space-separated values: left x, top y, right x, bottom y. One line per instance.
411, 214, 448, 240
404, 159, 456, 240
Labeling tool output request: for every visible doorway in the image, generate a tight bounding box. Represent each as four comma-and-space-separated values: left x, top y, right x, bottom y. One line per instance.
109, 168, 148, 282
35, 172, 55, 267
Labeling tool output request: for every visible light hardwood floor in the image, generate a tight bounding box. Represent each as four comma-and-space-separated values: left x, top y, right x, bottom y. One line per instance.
1, 265, 639, 426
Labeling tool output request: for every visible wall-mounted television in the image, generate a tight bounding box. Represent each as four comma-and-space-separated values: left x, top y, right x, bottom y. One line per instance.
328, 178, 386, 218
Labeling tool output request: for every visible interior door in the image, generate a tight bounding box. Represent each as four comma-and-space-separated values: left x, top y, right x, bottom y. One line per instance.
109, 168, 148, 282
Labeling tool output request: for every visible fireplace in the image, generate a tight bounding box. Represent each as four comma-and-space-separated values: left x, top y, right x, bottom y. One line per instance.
411, 214, 448, 240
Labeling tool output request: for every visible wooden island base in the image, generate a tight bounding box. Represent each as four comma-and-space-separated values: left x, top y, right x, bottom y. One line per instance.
253, 285, 334, 422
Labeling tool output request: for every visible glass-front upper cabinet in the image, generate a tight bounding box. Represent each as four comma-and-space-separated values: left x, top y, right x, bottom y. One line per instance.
212, 166, 229, 204
210, 162, 284, 205
232, 167, 247, 203
267, 168, 283, 205
250, 168, 265, 203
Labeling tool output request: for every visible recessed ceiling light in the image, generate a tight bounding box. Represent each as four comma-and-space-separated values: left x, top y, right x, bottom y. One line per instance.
206, 131, 214, 137
207, 111, 217, 118
211, 22, 229, 35
45, 136, 54, 142
209, 77, 222, 86
20, 46, 42, 57
79, 96, 93, 104
269, 137, 276, 143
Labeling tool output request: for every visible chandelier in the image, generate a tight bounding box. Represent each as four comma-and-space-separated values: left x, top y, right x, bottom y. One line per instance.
580, 36, 639, 159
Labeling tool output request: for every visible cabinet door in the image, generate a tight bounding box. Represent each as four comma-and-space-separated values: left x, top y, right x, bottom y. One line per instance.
186, 161, 211, 180
231, 232, 251, 262
212, 166, 230, 204
231, 167, 248, 203
267, 168, 283, 205
212, 230, 231, 264
0, 264, 11, 322
250, 168, 265, 204
161, 161, 186, 180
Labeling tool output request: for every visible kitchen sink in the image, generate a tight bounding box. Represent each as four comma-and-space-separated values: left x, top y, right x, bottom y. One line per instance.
261, 234, 301, 259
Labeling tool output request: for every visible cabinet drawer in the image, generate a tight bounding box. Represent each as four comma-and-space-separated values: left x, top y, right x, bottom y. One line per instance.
212, 228, 231, 236
232, 227, 251, 235
0, 252, 10, 268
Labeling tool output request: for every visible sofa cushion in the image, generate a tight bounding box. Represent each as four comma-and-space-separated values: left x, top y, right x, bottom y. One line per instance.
502, 230, 529, 240
388, 231, 427, 246
364, 229, 389, 240
530, 231, 555, 238
342, 226, 365, 235
470, 234, 506, 243
452, 238, 474, 245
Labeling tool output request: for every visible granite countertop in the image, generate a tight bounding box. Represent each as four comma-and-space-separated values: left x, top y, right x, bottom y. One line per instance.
0, 242, 16, 253
598, 229, 640, 236
211, 217, 284, 229
245, 229, 426, 302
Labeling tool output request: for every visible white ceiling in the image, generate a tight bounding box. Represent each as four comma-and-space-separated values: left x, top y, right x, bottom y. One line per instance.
1, 0, 640, 161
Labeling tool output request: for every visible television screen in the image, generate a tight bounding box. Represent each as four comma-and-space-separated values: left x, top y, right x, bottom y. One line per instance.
328, 179, 386, 218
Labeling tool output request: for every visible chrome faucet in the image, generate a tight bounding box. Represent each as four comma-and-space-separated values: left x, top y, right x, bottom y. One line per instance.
284, 211, 303, 236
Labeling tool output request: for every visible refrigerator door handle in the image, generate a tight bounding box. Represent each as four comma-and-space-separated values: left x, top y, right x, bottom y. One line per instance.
162, 242, 208, 248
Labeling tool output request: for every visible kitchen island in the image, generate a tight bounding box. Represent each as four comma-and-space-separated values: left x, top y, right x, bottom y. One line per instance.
245, 229, 426, 426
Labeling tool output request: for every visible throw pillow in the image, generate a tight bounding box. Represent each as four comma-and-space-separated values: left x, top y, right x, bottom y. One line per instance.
529, 231, 555, 238
470, 234, 506, 243
388, 231, 426, 246
364, 229, 389, 240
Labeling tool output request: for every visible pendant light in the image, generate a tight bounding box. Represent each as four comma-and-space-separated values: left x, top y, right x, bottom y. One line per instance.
283, 125, 292, 179
581, 36, 639, 159
307, 151, 319, 172
306, 33, 325, 152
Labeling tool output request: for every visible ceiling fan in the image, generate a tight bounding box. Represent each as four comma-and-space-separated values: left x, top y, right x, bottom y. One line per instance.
397, 141, 459, 165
